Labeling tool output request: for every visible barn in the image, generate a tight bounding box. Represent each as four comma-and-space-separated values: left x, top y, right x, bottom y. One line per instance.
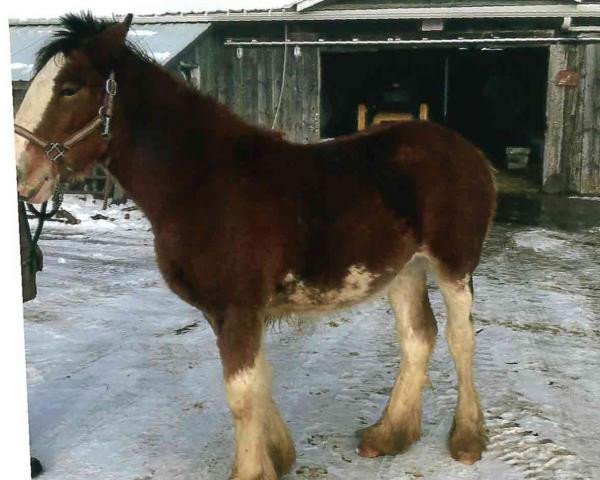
9, 1, 600, 194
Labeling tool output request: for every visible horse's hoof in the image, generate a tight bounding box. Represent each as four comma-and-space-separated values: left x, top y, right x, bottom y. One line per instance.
453, 450, 481, 465
356, 444, 383, 458
448, 421, 487, 465
356, 422, 419, 458
30, 457, 43, 478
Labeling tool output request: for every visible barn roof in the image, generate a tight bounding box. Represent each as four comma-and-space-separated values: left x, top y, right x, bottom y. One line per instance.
9, 0, 600, 26
295, 0, 600, 12
9, 22, 211, 81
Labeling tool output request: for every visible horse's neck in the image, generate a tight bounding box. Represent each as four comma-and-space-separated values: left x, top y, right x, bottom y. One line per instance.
106, 55, 252, 223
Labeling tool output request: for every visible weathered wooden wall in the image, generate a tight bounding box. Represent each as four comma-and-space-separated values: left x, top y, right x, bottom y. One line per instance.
544, 43, 600, 194
177, 29, 321, 143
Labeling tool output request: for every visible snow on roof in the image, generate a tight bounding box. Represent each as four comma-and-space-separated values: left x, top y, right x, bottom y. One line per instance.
11, 2, 600, 27
8, 1, 297, 23
9, 22, 211, 82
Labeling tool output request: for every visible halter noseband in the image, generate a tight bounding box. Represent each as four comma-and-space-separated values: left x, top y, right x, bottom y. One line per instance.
14, 72, 118, 169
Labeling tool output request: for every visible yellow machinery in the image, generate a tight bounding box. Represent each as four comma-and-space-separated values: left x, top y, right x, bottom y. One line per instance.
357, 103, 429, 131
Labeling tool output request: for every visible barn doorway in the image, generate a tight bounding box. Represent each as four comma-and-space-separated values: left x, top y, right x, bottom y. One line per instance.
320, 48, 549, 184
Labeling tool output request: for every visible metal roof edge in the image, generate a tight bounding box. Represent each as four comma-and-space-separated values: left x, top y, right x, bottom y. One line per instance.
296, 0, 327, 12
9, 4, 600, 26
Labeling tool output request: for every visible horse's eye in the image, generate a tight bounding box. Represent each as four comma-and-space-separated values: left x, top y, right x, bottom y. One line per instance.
60, 85, 80, 97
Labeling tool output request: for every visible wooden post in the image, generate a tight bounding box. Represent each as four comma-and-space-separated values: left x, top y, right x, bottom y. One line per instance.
357, 104, 367, 131
543, 44, 568, 193
580, 44, 600, 194
102, 173, 113, 210
112, 181, 127, 205
419, 103, 429, 121
544, 43, 600, 194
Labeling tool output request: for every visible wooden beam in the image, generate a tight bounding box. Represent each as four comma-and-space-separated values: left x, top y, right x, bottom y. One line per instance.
544, 44, 569, 193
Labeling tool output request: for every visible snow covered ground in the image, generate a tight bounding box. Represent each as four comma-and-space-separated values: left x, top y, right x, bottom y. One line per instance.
23, 194, 600, 480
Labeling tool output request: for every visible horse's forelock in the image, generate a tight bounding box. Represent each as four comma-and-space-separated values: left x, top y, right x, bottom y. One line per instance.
34, 12, 153, 76
34, 12, 112, 75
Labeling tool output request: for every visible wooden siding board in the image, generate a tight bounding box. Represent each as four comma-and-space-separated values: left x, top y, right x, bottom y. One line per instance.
544, 43, 600, 194
307, 47, 321, 142
301, 48, 310, 143
581, 44, 600, 194
271, 46, 283, 130
257, 49, 268, 128
281, 45, 294, 140
543, 44, 567, 193
232, 49, 244, 117
286, 45, 299, 141
563, 46, 582, 192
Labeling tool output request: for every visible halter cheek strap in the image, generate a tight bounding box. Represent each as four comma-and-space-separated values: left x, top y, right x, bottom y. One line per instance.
14, 72, 117, 169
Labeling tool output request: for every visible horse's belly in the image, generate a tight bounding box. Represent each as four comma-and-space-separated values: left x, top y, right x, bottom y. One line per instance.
267, 265, 397, 315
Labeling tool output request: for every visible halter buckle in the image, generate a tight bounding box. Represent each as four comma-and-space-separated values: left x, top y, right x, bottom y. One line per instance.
101, 116, 112, 138
106, 77, 117, 96
44, 143, 67, 163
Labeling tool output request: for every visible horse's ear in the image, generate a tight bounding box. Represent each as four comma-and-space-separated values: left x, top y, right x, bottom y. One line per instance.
87, 13, 134, 69
123, 13, 133, 30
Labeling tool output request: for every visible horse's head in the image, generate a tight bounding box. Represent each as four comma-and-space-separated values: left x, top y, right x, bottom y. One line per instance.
15, 13, 133, 203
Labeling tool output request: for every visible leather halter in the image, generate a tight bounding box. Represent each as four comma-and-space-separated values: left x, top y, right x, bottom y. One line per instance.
14, 73, 118, 169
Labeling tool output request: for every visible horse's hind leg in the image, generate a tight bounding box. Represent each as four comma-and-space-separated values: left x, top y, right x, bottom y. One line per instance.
434, 268, 486, 464
216, 308, 295, 480
357, 256, 437, 457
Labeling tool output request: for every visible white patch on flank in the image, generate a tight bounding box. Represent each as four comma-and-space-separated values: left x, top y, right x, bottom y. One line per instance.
14, 53, 65, 169
327, 265, 378, 303
283, 265, 379, 310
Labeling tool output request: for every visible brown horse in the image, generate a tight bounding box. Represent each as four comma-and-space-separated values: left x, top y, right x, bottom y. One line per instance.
14, 13, 496, 480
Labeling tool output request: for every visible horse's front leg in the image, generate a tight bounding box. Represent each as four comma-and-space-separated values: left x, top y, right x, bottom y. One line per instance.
216, 308, 295, 480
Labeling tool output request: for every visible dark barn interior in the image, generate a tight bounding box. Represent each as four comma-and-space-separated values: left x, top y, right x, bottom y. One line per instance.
321, 47, 549, 181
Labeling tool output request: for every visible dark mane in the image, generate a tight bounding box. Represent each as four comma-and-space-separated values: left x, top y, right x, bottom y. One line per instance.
35, 12, 152, 74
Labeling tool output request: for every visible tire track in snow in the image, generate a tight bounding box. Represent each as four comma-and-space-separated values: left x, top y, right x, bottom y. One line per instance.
423, 289, 591, 480
476, 338, 592, 480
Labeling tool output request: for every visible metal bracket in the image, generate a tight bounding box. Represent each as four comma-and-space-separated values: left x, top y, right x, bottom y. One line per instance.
44, 143, 67, 164
106, 77, 118, 96
98, 106, 112, 137
101, 116, 112, 138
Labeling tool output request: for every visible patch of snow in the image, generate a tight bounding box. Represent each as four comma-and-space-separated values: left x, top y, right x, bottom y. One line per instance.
28, 194, 150, 235
11, 62, 32, 70
21, 200, 600, 479
152, 51, 172, 61
513, 229, 569, 253
568, 196, 600, 201
128, 29, 158, 37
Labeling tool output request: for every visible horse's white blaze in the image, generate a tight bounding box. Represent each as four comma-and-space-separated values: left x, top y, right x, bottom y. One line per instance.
14, 53, 65, 169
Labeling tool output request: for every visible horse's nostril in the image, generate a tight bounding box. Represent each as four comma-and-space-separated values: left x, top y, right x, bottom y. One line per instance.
43, 175, 49, 181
